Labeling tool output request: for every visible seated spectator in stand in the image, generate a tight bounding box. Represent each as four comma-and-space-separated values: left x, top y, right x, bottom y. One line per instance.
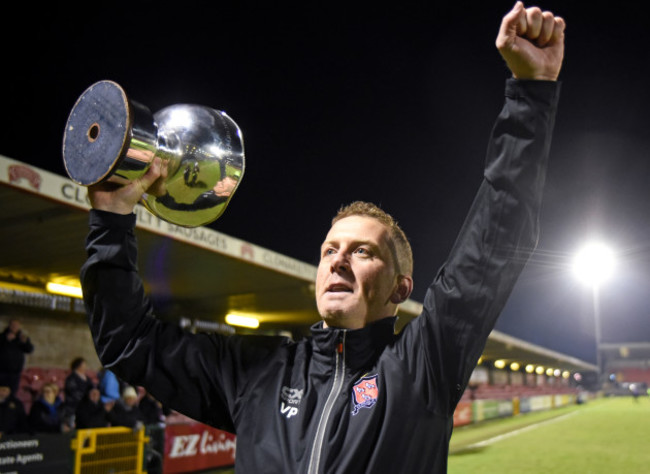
139, 390, 166, 426
0, 384, 27, 435
63, 357, 94, 428
28, 383, 65, 433
75, 386, 109, 429
108, 386, 144, 429
98, 368, 121, 405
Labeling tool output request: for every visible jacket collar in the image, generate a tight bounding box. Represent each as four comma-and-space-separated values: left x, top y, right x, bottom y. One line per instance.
310, 317, 397, 371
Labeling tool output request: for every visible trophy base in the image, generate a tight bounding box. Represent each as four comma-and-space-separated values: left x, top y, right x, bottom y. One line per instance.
62, 81, 131, 186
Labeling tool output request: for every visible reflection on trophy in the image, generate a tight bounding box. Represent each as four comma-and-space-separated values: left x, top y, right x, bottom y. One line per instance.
62, 80, 245, 227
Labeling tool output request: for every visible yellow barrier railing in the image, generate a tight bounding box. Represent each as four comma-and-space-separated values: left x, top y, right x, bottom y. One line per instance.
70, 426, 150, 474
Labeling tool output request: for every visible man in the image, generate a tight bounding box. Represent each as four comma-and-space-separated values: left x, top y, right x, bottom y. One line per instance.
107, 386, 145, 429
0, 319, 34, 395
75, 386, 110, 429
80, 3, 565, 472
62, 357, 94, 428
0, 384, 28, 435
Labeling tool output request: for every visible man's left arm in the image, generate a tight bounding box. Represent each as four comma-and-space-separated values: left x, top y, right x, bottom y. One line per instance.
18, 333, 34, 354
429, 78, 560, 405
397, 3, 565, 412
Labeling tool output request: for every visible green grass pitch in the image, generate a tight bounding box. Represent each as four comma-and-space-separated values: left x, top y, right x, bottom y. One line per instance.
448, 397, 650, 473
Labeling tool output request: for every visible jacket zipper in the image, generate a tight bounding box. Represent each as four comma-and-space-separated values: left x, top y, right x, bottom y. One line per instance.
307, 330, 346, 474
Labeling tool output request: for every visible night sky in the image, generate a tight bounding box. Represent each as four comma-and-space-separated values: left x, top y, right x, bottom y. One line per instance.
3, 1, 649, 364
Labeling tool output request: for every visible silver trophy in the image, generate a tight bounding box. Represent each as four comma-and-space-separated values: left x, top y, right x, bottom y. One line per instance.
62, 80, 245, 227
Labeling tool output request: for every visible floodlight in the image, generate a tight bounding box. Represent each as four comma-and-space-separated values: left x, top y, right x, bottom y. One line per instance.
225, 314, 260, 329
46, 282, 83, 298
572, 242, 615, 287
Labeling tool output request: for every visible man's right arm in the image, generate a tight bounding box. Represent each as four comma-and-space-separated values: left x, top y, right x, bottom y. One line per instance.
80, 208, 239, 430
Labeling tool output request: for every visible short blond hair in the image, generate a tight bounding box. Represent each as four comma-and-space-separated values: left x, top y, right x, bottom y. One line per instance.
42, 382, 59, 396
332, 201, 413, 276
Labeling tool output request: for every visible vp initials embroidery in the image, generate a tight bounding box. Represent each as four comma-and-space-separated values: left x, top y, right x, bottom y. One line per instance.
280, 386, 303, 419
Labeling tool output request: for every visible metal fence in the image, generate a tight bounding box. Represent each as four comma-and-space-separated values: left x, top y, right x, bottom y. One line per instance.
70, 426, 150, 474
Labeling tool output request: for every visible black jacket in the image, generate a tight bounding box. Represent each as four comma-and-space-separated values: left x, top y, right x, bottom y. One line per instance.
0, 328, 34, 373
28, 398, 63, 434
0, 395, 28, 435
64, 371, 94, 411
81, 79, 560, 473
75, 396, 109, 429
108, 400, 144, 429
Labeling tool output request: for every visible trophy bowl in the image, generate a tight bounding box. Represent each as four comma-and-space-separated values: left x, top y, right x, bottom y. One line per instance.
62, 80, 245, 227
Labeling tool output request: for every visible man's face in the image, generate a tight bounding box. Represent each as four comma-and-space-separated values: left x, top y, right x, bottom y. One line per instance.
316, 216, 400, 329
124, 395, 138, 407
9, 320, 20, 334
0, 386, 10, 401
89, 388, 100, 403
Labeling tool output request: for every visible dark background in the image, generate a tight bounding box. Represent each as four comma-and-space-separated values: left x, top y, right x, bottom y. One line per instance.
2, 1, 649, 364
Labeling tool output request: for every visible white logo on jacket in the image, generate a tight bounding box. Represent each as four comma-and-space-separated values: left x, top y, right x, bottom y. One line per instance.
280, 386, 303, 419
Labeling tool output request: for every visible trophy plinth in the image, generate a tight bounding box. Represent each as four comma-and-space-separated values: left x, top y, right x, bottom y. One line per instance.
62, 80, 245, 227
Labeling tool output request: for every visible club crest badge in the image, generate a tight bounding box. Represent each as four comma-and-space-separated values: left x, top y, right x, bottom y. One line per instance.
351, 374, 379, 416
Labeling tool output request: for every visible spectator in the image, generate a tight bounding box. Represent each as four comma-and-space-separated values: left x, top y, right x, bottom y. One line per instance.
28, 383, 65, 433
140, 390, 167, 474
108, 386, 144, 429
139, 390, 166, 426
0, 319, 34, 394
98, 368, 121, 405
75, 386, 109, 429
63, 357, 94, 427
0, 384, 27, 435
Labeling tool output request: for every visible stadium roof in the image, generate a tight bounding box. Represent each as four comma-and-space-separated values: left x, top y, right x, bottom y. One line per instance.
600, 342, 650, 369
0, 155, 597, 374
